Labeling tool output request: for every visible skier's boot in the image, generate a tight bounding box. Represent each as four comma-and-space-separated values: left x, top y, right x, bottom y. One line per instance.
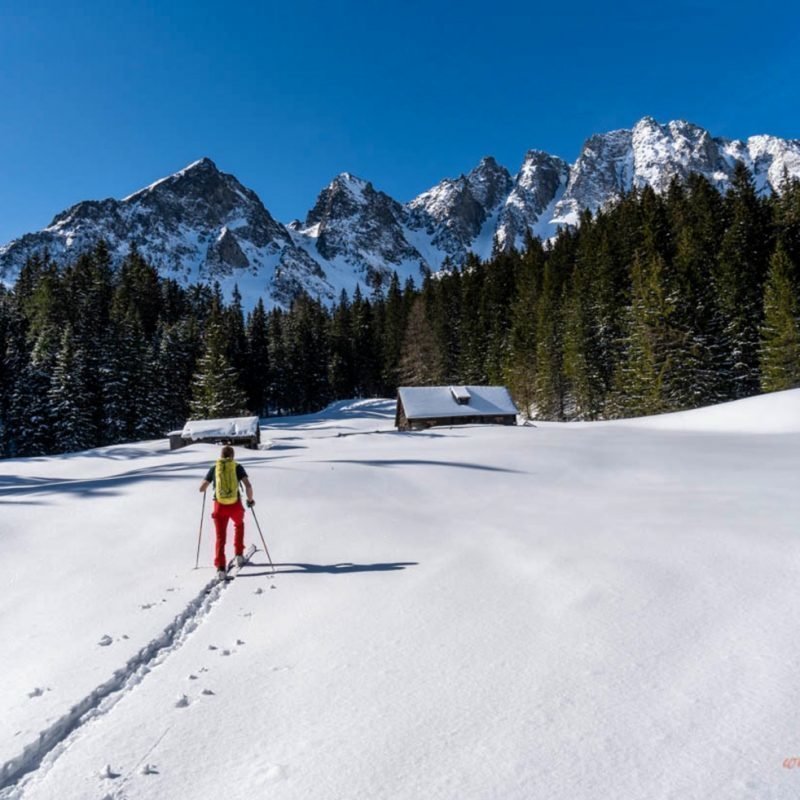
216, 568, 227, 582
234, 555, 245, 569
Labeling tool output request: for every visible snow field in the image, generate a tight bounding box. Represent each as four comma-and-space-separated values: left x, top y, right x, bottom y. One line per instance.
2, 393, 800, 798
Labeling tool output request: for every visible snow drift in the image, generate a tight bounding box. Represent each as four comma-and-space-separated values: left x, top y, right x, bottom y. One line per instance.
2, 390, 800, 799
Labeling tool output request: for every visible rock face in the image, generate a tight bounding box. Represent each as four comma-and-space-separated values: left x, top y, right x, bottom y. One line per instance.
295, 173, 421, 288
2, 118, 800, 306
406, 157, 514, 265
496, 151, 570, 251
0, 158, 332, 303
551, 117, 800, 227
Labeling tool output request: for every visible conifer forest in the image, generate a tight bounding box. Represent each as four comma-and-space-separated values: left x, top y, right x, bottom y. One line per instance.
1, 165, 799, 458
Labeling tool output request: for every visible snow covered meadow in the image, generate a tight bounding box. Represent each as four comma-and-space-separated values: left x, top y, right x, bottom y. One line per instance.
2, 391, 800, 799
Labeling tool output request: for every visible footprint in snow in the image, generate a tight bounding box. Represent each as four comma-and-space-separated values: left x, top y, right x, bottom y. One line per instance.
175, 694, 190, 708
201, 688, 215, 696
27, 687, 45, 698
141, 763, 159, 775
208, 645, 218, 651
140, 603, 155, 610
98, 635, 113, 647
264, 763, 289, 783
188, 673, 198, 681
255, 587, 264, 595
221, 649, 232, 657
99, 763, 121, 779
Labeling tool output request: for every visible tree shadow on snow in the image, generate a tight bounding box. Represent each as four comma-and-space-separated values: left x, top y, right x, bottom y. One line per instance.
239, 561, 418, 577
323, 459, 526, 474
0, 454, 292, 499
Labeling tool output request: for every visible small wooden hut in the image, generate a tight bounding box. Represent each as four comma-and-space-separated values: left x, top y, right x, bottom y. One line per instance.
395, 386, 518, 431
169, 416, 261, 450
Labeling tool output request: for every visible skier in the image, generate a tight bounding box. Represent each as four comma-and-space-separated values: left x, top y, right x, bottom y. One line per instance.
199, 445, 255, 580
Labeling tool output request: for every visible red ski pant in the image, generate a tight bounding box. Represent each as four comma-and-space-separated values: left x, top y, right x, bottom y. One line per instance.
212, 500, 245, 568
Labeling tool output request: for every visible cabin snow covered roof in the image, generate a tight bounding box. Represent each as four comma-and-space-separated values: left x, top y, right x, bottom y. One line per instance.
181, 416, 260, 440
397, 386, 517, 420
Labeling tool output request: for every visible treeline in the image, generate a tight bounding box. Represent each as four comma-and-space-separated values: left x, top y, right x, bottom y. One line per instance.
1, 163, 800, 458
400, 163, 800, 419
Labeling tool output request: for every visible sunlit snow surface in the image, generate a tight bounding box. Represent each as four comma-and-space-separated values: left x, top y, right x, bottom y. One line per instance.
2, 391, 800, 799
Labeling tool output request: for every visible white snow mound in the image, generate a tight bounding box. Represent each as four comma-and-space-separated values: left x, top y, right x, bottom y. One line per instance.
616, 388, 800, 433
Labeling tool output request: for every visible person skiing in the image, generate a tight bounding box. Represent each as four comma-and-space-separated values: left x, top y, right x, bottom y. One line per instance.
199, 445, 255, 580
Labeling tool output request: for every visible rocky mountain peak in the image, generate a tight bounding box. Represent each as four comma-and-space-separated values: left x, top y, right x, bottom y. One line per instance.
304, 173, 374, 229
465, 156, 514, 212
298, 174, 418, 282
4, 117, 800, 308
495, 151, 570, 250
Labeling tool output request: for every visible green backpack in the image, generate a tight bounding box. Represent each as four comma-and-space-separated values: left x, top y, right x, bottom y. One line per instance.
215, 458, 239, 505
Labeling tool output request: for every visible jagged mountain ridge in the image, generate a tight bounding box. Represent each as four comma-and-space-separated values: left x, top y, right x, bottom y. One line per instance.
2, 117, 799, 307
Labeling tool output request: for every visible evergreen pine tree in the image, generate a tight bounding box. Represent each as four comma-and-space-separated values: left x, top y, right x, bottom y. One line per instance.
102, 314, 150, 443
244, 299, 271, 416
610, 253, 680, 416
11, 326, 59, 456
190, 316, 249, 419
328, 290, 355, 400
49, 326, 95, 453
458, 257, 488, 384
398, 296, 444, 386
759, 243, 800, 392
380, 273, 406, 394
533, 261, 565, 419
715, 162, 773, 398
503, 241, 545, 418
266, 309, 289, 414
155, 318, 202, 429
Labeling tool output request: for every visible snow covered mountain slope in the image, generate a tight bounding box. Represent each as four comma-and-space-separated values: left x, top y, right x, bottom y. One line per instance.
2, 118, 799, 306
290, 173, 426, 291
405, 156, 514, 265
3, 390, 800, 799
495, 150, 570, 249
0, 158, 334, 305
551, 116, 800, 226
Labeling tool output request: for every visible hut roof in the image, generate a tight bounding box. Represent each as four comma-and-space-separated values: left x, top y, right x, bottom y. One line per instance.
397, 386, 517, 420
181, 416, 259, 441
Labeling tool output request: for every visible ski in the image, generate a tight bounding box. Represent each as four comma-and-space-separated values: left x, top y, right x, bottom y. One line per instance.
226, 543, 257, 578
205, 544, 257, 592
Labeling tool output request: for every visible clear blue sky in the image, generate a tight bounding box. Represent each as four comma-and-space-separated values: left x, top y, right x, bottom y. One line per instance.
1, 0, 799, 243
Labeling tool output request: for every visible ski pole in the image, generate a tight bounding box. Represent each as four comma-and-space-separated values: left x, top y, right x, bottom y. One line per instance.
249, 505, 275, 575
194, 491, 206, 569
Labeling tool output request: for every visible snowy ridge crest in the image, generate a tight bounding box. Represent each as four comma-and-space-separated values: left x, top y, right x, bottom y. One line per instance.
1, 117, 800, 306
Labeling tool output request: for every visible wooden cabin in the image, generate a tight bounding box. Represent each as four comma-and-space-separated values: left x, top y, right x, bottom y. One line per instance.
395, 386, 518, 431
169, 416, 261, 450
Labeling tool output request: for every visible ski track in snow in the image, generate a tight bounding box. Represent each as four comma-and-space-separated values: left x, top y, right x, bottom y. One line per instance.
0, 564, 243, 797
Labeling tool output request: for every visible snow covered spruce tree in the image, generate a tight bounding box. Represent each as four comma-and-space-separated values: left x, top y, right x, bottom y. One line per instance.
610, 253, 680, 417
282, 294, 331, 414
241, 299, 270, 417
48, 326, 95, 453
534, 251, 568, 420
665, 176, 729, 409
398, 295, 444, 386
328, 290, 355, 402
715, 163, 773, 399
503, 239, 543, 418
190, 313, 249, 419
9, 326, 59, 456
380, 272, 408, 394
759, 243, 800, 392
